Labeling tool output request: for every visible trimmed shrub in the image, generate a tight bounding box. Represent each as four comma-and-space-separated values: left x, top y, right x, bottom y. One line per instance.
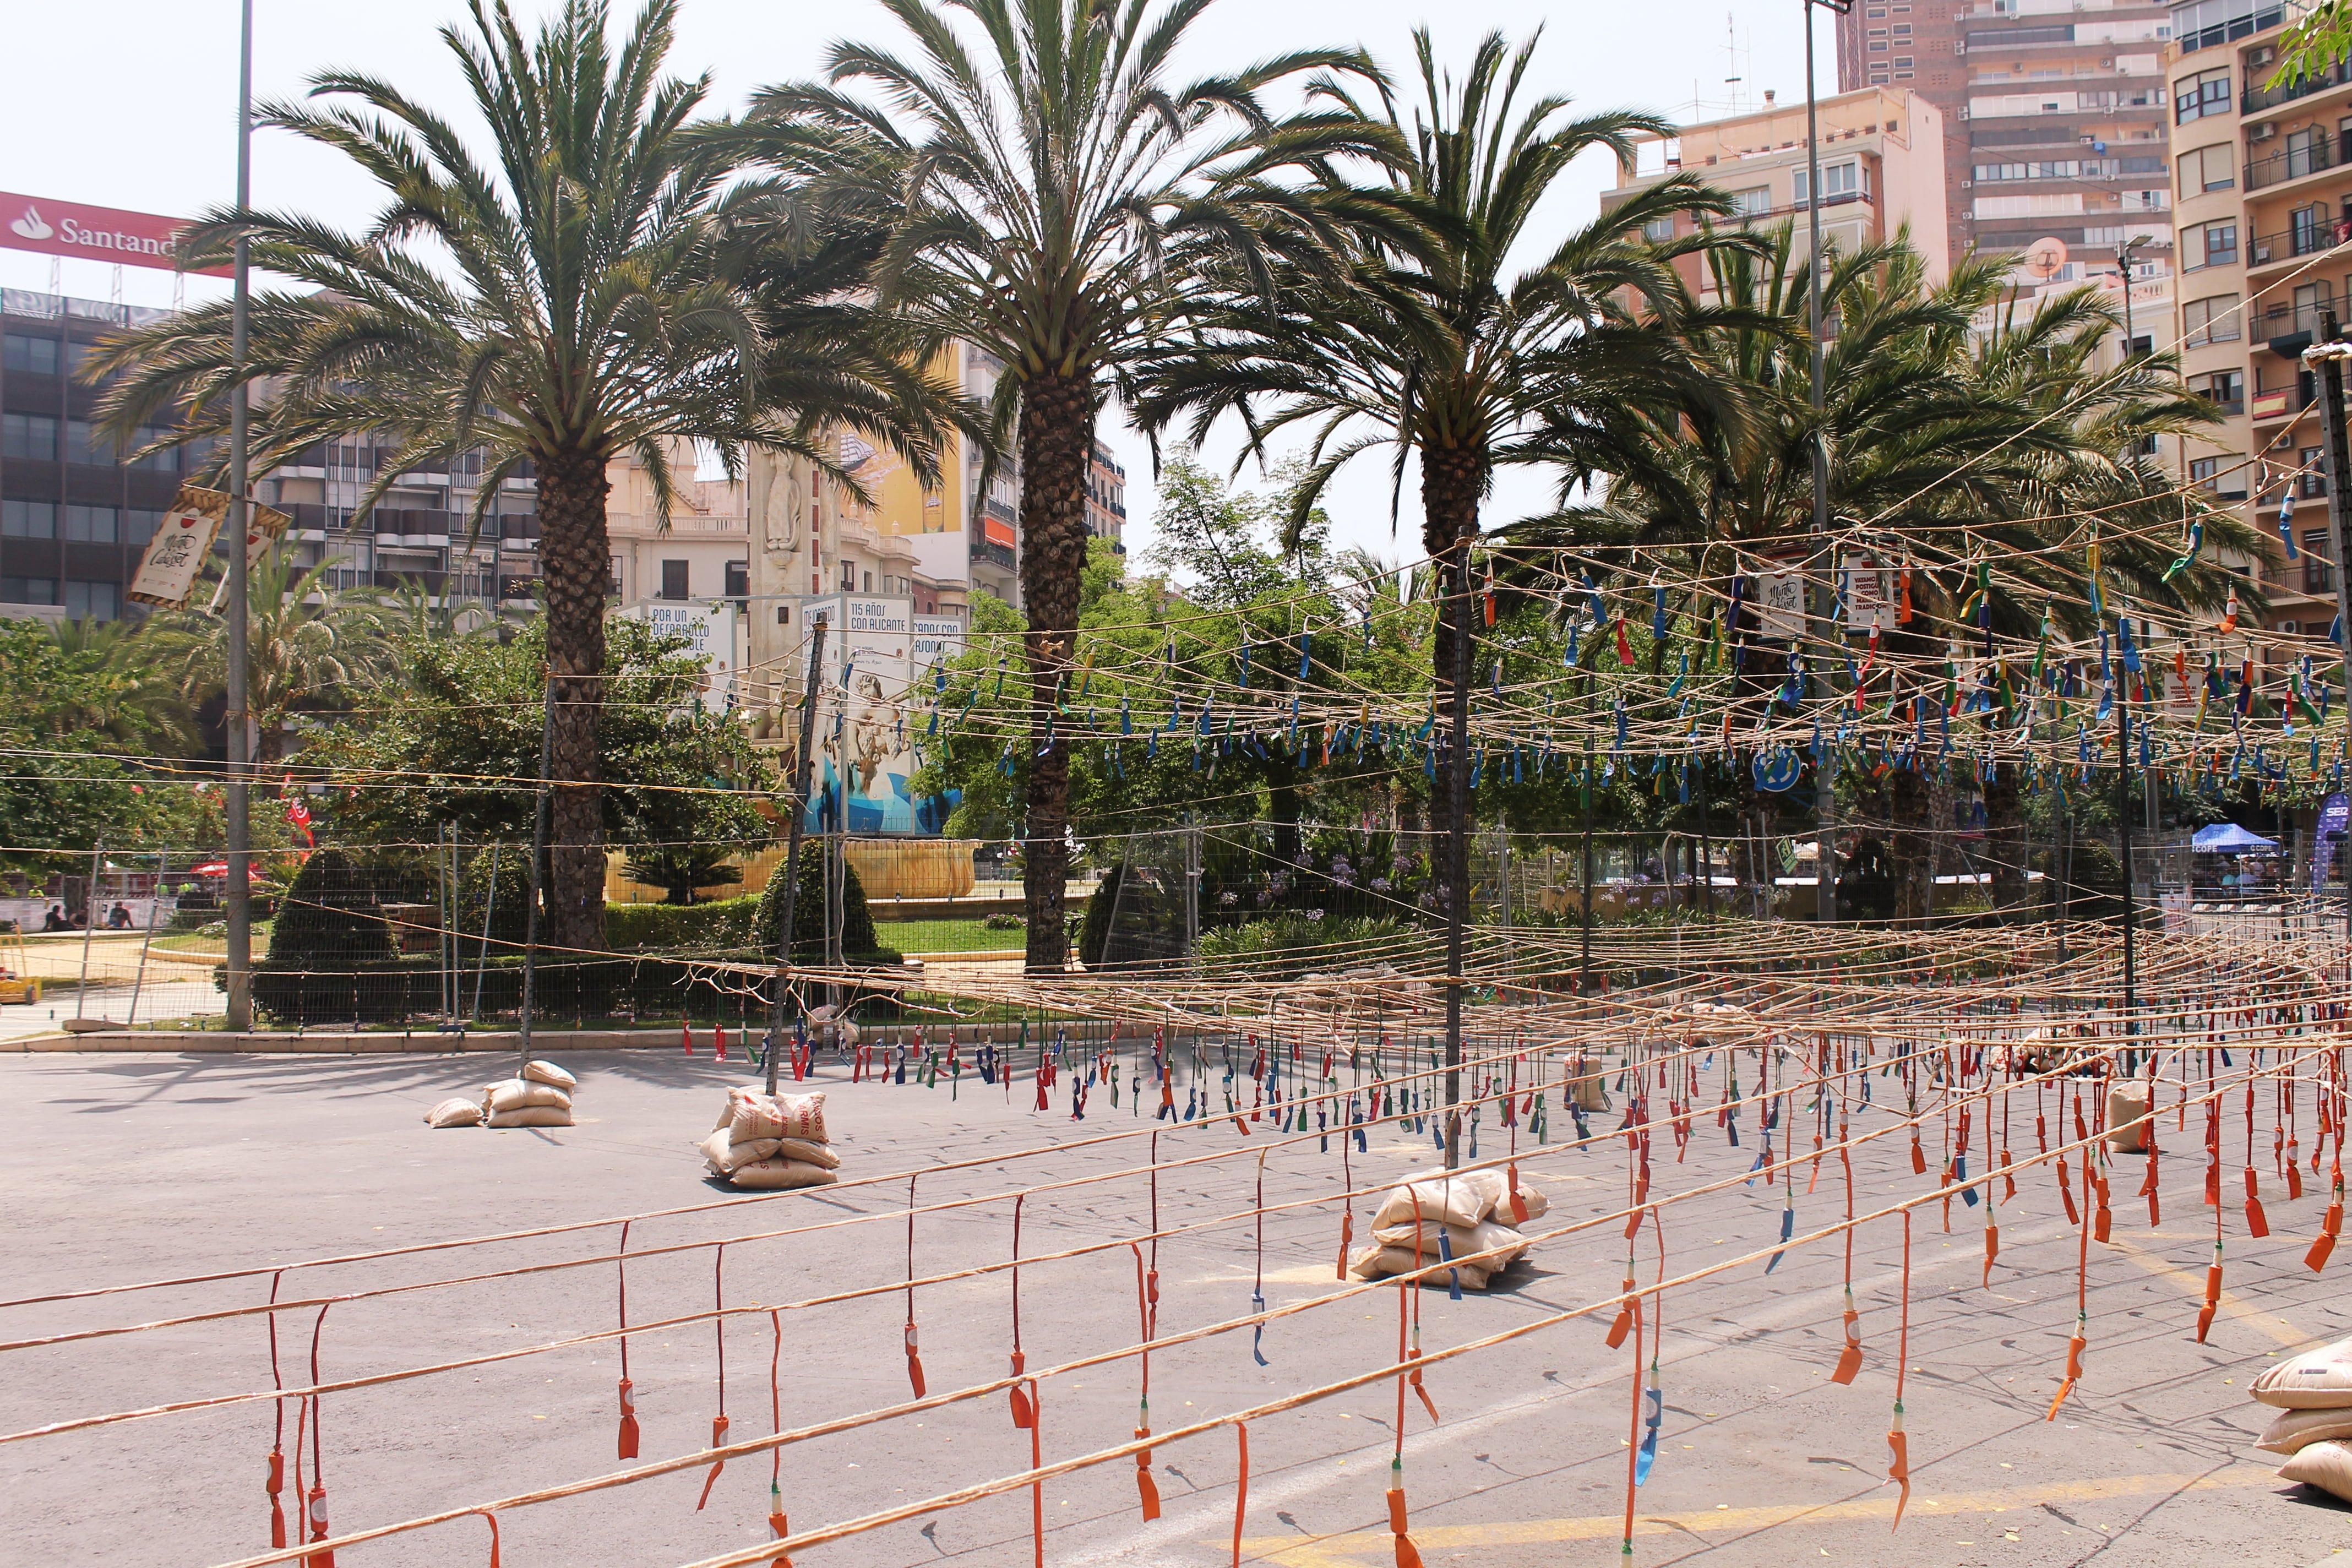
754, 851, 901, 966
606, 895, 760, 951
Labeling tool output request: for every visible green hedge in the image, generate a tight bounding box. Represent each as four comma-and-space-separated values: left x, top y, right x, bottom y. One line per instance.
606, 895, 760, 951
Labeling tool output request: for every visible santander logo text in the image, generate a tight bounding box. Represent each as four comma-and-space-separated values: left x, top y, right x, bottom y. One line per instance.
0, 191, 230, 277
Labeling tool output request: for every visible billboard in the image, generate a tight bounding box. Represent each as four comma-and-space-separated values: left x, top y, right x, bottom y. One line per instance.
783, 595, 931, 834
623, 599, 741, 713
2, 192, 231, 276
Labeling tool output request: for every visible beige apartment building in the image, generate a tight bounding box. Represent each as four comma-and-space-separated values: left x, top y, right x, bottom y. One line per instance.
1603, 86, 1952, 290
2163, 0, 2341, 656
1837, 0, 2175, 277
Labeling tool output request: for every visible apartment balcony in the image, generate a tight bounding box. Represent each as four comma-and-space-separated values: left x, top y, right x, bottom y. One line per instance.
2251, 384, 2316, 421
2260, 297, 2340, 354
2247, 217, 2352, 277
2244, 57, 2352, 116
2245, 130, 2352, 192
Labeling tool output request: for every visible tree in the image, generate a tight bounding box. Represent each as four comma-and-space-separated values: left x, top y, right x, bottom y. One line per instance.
1522, 230, 2258, 921
622, 844, 743, 904
747, 0, 1380, 973
90, 0, 959, 954
306, 616, 772, 870
149, 549, 396, 764
1128, 28, 1744, 899
0, 620, 177, 875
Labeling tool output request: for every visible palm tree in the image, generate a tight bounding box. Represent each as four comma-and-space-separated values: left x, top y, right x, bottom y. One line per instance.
1128, 28, 1746, 873
43, 617, 199, 754
743, 0, 1380, 973
1521, 227, 2259, 921
151, 549, 397, 766
89, 0, 960, 954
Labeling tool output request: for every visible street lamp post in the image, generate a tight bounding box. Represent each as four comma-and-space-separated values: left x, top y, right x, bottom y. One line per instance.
224, 0, 255, 1032
1804, 0, 1853, 925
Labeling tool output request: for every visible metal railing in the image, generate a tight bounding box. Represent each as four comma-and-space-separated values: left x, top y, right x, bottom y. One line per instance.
2246, 131, 2350, 190
2261, 297, 2339, 342
2245, 56, 2352, 115
2248, 218, 2352, 266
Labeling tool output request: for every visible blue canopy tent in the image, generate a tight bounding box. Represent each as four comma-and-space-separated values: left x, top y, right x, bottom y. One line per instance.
2192, 823, 2279, 853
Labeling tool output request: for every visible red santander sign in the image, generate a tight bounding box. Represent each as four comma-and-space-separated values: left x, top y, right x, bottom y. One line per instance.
1, 191, 230, 277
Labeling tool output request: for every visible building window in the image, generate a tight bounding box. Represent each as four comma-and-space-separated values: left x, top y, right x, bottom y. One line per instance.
724, 560, 748, 599
1643, 215, 1675, 242
1869, 39, 1888, 50
2177, 143, 2235, 195
1, 577, 56, 606
2302, 447, 2329, 497
862, 570, 873, 592
128, 509, 163, 545
2, 413, 58, 461
2183, 293, 2242, 346
659, 558, 689, 600
2186, 220, 2238, 269
2305, 530, 2337, 593
2192, 369, 2245, 412
1794, 162, 1863, 204
1, 333, 59, 375
63, 581, 118, 622
1731, 186, 1774, 217
1893, 56, 1913, 67
2175, 67, 2230, 122
2, 500, 57, 539
64, 505, 118, 543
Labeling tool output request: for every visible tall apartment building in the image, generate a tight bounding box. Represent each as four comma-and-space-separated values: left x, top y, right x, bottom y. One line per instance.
1602, 86, 1951, 287
1086, 439, 1127, 554
2163, 0, 2342, 656
0, 289, 200, 622
1838, 0, 2176, 276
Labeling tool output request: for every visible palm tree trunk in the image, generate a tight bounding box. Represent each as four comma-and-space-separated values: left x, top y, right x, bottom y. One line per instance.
1421, 443, 1485, 914
1983, 760, 2028, 915
1016, 372, 1094, 976
535, 445, 611, 956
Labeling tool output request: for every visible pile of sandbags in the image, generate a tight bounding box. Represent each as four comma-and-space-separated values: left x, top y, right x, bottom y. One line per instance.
2250, 1337, 2352, 1502
424, 1060, 577, 1130
1348, 1166, 1548, 1290
701, 1085, 840, 1190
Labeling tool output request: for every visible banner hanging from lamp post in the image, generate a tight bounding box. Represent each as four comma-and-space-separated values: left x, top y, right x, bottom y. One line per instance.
1, 190, 232, 276
128, 484, 288, 611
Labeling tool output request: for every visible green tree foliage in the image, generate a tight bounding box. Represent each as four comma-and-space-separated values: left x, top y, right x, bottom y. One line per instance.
0, 619, 189, 874
754, 852, 899, 965
744, 0, 1382, 971
89, 0, 963, 955
307, 616, 772, 862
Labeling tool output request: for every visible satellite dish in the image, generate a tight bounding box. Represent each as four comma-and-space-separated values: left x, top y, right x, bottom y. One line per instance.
2023, 236, 2069, 281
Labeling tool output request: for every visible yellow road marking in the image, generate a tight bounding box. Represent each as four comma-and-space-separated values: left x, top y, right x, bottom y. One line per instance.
1225, 1466, 2280, 1566
2105, 1235, 2315, 1348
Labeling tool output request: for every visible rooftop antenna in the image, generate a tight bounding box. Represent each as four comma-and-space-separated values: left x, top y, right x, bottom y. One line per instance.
1724, 12, 1747, 115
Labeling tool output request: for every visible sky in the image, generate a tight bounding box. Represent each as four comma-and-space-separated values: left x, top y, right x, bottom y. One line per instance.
0, 0, 1832, 570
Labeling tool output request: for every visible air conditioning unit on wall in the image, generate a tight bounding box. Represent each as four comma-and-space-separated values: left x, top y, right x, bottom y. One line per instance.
2253, 121, 2278, 140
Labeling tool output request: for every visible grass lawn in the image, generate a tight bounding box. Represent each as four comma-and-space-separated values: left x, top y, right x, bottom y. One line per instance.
153, 921, 272, 954
873, 918, 1027, 953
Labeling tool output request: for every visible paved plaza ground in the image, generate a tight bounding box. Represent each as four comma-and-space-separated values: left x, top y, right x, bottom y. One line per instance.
3, 1045, 2348, 1567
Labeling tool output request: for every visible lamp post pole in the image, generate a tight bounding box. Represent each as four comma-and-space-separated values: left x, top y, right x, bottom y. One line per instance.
224, 0, 255, 1031
1804, 0, 1853, 925
2305, 317, 2352, 944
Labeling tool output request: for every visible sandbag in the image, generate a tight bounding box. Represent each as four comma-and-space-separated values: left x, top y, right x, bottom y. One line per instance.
725, 1087, 828, 1144
1347, 1242, 1493, 1289
487, 1106, 574, 1129
521, 1059, 577, 1091
1374, 1169, 1504, 1231
425, 1097, 484, 1129
700, 1129, 783, 1175
1507, 1180, 1550, 1223
2255, 1406, 2352, 1456
772, 1136, 839, 1169
1569, 1054, 1610, 1113
2252, 1337, 2352, 1408
2278, 1440, 2352, 1503
725, 1157, 837, 1190
1369, 1217, 1528, 1270
486, 1080, 573, 1115
2105, 1080, 2153, 1153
